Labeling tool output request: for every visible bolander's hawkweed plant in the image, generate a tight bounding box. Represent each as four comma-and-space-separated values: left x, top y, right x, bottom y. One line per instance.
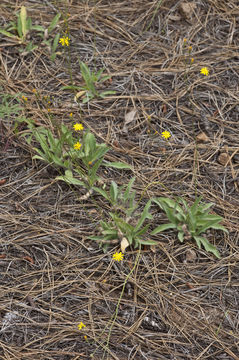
62, 60, 115, 103
17, 116, 130, 197
151, 196, 228, 258
0, 6, 61, 57
90, 177, 157, 252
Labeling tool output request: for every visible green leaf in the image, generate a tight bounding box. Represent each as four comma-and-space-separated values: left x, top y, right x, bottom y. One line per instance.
48, 13, 61, 33
134, 200, 152, 232
210, 224, 228, 233
92, 186, 110, 201
79, 61, 95, 94
138, 238, 158, 245
52, 33, 60, 53
135, 224, 150, 237
123, 176, 135, 202
196, 219, 224, 235
178, 231, 184, 243
33, 25, 44, 33
35, 133, 50, 157
95, 68, 103, 80
110, 181, 118, 203
193, 236, 221, 258
46, 130, 56, 151
35, 148, 50, 163
84, 131, 96, 156
20, 6, 27, 38
32, 154, 46, 162
0, 29, 20, 40
99, 90, 116, 98
190, 196, 203, 215
102, 229, 118, 236
56, 171, 85, 186
151, 223, 177, 235
103, 161, 132, 169
199, 202, 214, 213
89, 144, 109, 162
51, 154, 64, 167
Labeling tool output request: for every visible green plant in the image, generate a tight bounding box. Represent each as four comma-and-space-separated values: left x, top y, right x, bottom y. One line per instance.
62, 61, 115, 103
17, 118, 131, 191
151, 196, 228, 258
90, 178, 157, 251
32, 124, 74, 169
0, 6, 61, 56
57, 130, 131, 188
0, 89, 23, 119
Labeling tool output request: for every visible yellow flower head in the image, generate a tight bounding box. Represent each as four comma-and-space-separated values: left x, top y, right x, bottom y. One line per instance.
69, 112, 73, 118
73, 123, 84, 131
200, 67, 209, 76
112, 252, 124, 262
74, 142, 82, 150
191, 58, 194, 63
59, 36, 70, 46
161, 130, 171, 140
22, 96, 28, 102
78, 322, 86, 330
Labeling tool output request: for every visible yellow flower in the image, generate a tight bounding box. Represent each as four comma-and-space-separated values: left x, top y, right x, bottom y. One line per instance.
59, 36, 70, 46
22, 96, 28, 102
191, 58, 194, 63
200, 67, 209, 76
74, 142, 82, 150
112, 252, 124, 262
78, 322, 86, 330
161, 130, 171, 139
69, 113, 73, 117
183, 38, 187, 43
73, 123, 84, 131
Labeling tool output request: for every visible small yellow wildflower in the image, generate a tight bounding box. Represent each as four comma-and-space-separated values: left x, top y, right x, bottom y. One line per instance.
84, 335, 88, 340
183, 38, 187, 43
112, 252, 124, 262
22, 96, 28, 102
188, 46, 192, 51
73, 123, 84, 131
69, 112, 73, 118
191, 58, 194, 63
47, 108, 51, 113
88, 161, 93, 165
78, 322, 86, 330
32, 89, 37, 94
74, 142, 82, 150
200, 67, 209, 76
59, 36, 70, 46
161, 130, 171, 139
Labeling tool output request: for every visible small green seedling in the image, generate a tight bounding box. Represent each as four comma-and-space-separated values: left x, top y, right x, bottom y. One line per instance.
151, 196, 228, 258
62, 61, 115, 103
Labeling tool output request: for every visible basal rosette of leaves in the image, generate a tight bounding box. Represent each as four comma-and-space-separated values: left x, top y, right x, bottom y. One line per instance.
151, 196, 228, 258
